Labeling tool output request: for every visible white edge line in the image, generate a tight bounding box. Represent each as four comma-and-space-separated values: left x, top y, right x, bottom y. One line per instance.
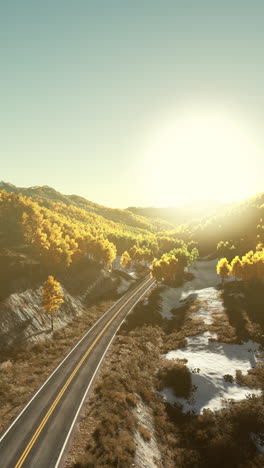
0, 276, 151, 443
54, 279, 155, 468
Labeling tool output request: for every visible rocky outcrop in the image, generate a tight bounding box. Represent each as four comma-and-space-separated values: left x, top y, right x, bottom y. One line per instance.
0, 287, 84, 347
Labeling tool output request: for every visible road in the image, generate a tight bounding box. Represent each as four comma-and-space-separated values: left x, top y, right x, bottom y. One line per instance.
0, 275, 155, 468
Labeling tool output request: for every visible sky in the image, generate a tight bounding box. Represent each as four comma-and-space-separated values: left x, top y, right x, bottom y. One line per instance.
1, 0, 264, 208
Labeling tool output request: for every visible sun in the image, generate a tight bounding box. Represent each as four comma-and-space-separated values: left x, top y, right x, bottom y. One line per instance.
140, 109, 262, 206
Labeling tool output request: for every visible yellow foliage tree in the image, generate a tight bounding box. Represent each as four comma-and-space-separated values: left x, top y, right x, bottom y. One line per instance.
216, 258, 231, 285
150, 254, 179, 282
224, 247, 264, 284
230, 256, 242, 280
150, 258, 163, 281
41, 276, 64, 331
240, 249, 264, 282
120, 251, 131, 269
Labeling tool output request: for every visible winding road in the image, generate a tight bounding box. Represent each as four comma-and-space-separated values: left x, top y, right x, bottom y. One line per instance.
0, 275, 155, 468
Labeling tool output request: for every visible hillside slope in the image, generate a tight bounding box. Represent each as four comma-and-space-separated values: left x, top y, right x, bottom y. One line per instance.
0, 182, 172, 232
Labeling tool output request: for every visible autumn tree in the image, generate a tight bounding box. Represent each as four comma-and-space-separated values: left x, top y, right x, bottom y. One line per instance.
150, 258, 163, 281
217, 240, 238, 261
230, 256, 242, 280
120, 251, 131, 269
41, 276, 64, 331
150, 255, 179, 283
239, 249, 264, 283
216, 258, 231, 285
91, 238, 117, 267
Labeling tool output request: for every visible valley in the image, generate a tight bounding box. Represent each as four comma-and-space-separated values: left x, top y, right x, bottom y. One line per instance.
0, 184, 263, 468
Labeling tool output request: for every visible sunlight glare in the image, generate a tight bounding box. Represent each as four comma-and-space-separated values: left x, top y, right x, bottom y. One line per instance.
140, 109, 261, 206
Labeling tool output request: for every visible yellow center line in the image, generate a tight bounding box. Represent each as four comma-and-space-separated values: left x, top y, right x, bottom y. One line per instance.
14, 277, 152, 468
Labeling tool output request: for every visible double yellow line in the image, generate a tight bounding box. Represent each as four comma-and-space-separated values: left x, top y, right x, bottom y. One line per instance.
14, 277, 152, 468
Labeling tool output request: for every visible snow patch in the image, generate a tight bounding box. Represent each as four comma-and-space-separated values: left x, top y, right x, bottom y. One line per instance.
163, 332, 261, 413
117, 278, 133, 294
193, 287, 223, 325
161, 284, 262, 414
159, 260, 221, 319
159, 287, 181, 319
128, 271, 138, 279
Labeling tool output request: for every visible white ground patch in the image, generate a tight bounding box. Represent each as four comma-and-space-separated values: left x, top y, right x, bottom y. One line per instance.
163, 333, 261, 413
159, 288, 181, 319
129, 271, 138, 279
159, 259, 220, 319
117, 278, 134, 294
192, 287, 223, 325
161, 284, 261, 413
134, 400, 161, 468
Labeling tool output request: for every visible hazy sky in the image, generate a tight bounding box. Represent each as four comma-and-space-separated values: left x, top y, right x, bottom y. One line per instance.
1, 1, 264, 207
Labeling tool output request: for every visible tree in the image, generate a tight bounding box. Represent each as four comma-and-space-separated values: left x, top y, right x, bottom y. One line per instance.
150, 258, 163, 281
230, 256, 242, 280
41, 276, 64, 331
216, 258, 231, 285
120, 251, 131, 269
150, 254, 179, 283
91, 237, 117, 267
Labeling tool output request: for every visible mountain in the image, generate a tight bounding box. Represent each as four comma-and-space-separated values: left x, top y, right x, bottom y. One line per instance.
0, 182, 173, 232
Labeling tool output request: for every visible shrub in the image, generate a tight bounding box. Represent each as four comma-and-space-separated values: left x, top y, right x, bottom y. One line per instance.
157, 359, 192, 399
138, 424, 151, 441
223, 374, 234, 383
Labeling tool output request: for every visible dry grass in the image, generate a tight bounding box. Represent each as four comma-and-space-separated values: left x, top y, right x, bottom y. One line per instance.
236, 362, 264, 389
163, 300, 207, 353
138, 424, 152, 441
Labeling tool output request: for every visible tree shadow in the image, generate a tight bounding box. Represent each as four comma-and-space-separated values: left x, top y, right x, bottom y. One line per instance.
221, 283, 250, 342
243, 282, 264, 332
222, 281, 264, 344
165, 293, 199, 334
119, 287, 164, 332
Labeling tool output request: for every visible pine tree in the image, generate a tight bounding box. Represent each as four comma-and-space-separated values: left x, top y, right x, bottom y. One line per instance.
41, 276, 64, 331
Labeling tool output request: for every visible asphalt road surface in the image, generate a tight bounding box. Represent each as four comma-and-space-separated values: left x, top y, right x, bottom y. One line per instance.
0, 275, 155, 468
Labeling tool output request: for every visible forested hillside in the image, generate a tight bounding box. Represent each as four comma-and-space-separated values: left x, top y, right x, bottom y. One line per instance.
0, 183, 200, 273
0, 182, 172, 233
1, 183, 263, 277
160, 192, 264, 257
